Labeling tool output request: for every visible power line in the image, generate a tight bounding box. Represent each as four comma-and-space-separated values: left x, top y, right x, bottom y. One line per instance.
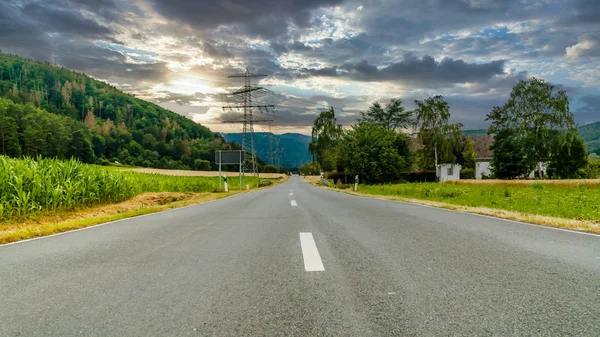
222, 69, 275, 176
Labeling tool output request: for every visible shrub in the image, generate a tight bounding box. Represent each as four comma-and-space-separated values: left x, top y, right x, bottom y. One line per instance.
327, 171, 350, 183
262, 165, 278, 173
404, 170, 437, 183
460, 168, 475, 179
193, 159, 211, 171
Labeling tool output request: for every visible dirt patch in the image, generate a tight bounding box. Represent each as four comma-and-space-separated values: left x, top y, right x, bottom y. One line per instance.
303, 175, 322, 183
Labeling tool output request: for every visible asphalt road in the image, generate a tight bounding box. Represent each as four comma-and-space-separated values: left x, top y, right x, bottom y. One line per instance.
1, 176, 599, 336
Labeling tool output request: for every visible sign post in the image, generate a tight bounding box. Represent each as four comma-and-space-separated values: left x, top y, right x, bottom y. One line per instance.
215, 150, 245, 193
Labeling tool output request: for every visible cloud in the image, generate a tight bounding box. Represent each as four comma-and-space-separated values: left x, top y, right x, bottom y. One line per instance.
1, 0, 599, 133
566, 35, 600, 59
576, 95, 600, 124
300, 54, 506, 87
20, 1, 121, 43
147, 0, 344, 38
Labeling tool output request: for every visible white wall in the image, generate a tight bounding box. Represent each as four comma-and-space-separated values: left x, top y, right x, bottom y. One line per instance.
475, 161, 492, 180
437, 164, 461, 182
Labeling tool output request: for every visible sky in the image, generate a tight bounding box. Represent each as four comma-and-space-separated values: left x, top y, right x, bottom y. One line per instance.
0, 0, 599, 135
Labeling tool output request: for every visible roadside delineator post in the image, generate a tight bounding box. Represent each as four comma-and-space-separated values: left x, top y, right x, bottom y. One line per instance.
224, 174, 229, 193
354, 175, 359, 192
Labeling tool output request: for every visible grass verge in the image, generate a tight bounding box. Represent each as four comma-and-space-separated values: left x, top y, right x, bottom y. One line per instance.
0, 192, 233, 244
316, 183, 600, 235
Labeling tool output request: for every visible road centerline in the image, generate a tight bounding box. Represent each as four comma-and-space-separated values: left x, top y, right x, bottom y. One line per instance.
291, 200, 297, 206
299, 232, 325, 272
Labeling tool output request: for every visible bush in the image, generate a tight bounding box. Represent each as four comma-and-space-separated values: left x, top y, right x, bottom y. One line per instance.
327, 171, 350, 183
585, 162, 600, 178
262, 165, 278, 173
460, 168, 475, 179
193, 159, 211, 171
404, 170, 437, 183
258, 179, 273, 187
300, 162, 321, 175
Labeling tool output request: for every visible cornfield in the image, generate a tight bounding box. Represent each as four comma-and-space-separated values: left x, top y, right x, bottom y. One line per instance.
0, 156, 262, 221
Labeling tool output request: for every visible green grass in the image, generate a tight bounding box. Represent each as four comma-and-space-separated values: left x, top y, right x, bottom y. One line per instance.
358, 182, 600, 221
0, 156, 261, 221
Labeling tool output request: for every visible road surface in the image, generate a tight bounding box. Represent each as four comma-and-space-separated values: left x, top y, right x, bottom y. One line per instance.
1, 176, 599, 336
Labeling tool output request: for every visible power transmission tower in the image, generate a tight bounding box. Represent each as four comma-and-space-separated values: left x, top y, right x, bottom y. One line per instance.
274, 137, 281, 173
222, 69, 274, 176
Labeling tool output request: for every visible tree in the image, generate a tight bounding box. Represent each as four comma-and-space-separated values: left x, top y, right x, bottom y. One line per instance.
358, 99, 412, 132
486, 77, 573, 177
413, 95, 462, 170
336, 122, 412, 184
489, 129, 529, 179
300, 162, 321, 176
0, 114, 21, 156
309, 107, 342, 171
460, 138, 477, 170
69, 128, 95, 163
548, 132, 588, 178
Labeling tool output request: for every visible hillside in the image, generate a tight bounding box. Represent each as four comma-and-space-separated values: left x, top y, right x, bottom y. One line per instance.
0, 52, 238, 169
462, 129, 487, 136
224, 132, 312, 168
578, 121, 600, 155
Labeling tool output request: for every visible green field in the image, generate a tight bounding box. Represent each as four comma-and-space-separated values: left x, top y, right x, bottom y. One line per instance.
357, 182, 600, 221
0, 156, 261, 221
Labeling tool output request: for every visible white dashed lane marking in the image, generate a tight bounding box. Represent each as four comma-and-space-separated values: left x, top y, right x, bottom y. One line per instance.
299, 232, 325, 271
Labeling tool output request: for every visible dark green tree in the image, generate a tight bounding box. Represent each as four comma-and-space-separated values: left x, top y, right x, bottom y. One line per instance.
489, 129, 529, 179
548, 132, 588, 178
336, 122, 412, 184
358, 99, 412, 132
413, 95, 463, 169
309, 107, 342, 171
69, 128, 95, 163
486, 77, 573, 177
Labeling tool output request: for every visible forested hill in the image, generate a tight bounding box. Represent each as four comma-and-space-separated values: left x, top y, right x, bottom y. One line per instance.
0, 52, 238, 169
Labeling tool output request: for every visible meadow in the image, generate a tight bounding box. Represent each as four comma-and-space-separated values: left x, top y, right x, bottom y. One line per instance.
0, 156, 262, 221
357, 180, 600, 221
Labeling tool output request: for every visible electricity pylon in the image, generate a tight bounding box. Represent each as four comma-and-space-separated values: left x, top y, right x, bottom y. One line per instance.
222, 69, 274, 176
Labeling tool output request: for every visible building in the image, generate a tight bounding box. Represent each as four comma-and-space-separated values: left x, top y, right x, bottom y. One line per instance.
471, 135, 494, 180
437, 163, 461, 182
475, 158, 492, 179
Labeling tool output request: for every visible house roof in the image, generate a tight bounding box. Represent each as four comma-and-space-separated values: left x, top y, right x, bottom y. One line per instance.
470, 134, 494, 158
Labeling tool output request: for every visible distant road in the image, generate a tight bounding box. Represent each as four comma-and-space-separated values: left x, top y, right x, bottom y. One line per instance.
1, 177, 599, 336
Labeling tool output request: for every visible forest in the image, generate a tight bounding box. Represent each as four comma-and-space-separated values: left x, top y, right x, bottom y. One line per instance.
0, 52, 240, 170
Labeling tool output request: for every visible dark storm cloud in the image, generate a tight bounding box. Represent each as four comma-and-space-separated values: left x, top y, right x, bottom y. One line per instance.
300, 54, 505, 86
20, 1, 120, 43
148, 0, 344, 38
576, 95, 600, 124
559, 0, 600, 26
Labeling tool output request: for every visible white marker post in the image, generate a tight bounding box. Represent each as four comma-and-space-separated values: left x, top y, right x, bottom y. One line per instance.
224, 174, 229, 192
354, 175, 359, 192
218, 151, 222, 192
246, 184, 249, 190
